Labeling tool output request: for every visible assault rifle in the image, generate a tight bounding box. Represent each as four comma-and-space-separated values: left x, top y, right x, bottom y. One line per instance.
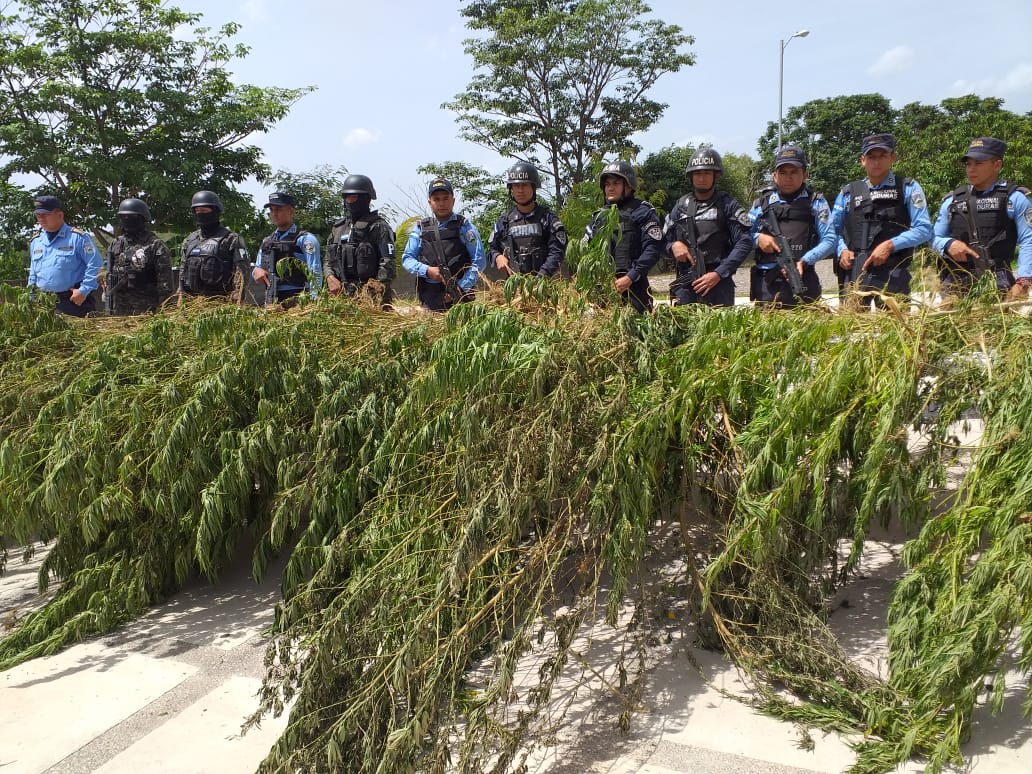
960, 191, 994, 279
104, 276, 128, 315
264, 265, 278, 306
681, 198, 707, 284
763, 208, 804, 297
849, 218, 871, 285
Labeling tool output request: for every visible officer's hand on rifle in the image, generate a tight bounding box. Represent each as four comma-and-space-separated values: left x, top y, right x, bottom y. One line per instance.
253, 266, 272, 287
496, 252, 514, 276
946, 239, 980, 263
757, 233, 780, 254
671, 241, 693, 263
838, 249, 855, 271
426, 266, 444, 282
865, 240, 894, 269
326, 275, 343, 296
614, 274, 633, 293
691, 271, 720, 296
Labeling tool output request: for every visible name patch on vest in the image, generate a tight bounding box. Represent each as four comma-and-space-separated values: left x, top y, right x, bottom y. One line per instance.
510, 223, 543, 238
975, 197, 1004, 211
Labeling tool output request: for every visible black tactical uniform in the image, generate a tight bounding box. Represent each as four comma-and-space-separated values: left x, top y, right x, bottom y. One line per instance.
488, 162, 567, 277
179, 190, 250, 298
106, 198, 174, 314
325, 174, 396, 304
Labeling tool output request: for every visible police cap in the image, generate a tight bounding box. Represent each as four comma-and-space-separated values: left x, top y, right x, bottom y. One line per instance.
962, 137, 1006, 161
428, 178, 454, 196
33, 195, 62, 214
773, 146, 807, 169
264, 191, 298, 208
861, 133, 896, 156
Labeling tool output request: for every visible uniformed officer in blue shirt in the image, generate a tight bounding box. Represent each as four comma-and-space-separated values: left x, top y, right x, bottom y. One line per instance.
401, 178, 486, 312
253, 191, 322, 305
830, 133, 933, 307
748, 146, 836, 307
27, 195, 102, 317
583, 160, 663, 313
931, 137, 1032, 299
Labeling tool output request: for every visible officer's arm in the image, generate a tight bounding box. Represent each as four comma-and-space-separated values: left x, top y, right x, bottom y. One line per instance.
540, 216, 567, 277
303, 234, 322, 293
891, 181, 933, 250
1012, 190, 1032, 279
459, 223, 486, 291
719, 202, 754, 275
155, 241, 175, 303
830, 190, 849, 256
400, 226, 428, 278
801, 199, 836, 265
79, 236, 102, 294
377, 222, 396, 282
930, 197, 955, 255
627, 211, 662, 281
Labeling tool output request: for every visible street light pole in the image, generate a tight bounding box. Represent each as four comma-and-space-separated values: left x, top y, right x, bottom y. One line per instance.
778, 29, 810, 151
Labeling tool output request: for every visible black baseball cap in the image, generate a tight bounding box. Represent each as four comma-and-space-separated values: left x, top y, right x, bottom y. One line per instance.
264, 191, 297, 208
774, 145, 807, 169
962, 137, 1006, 161
428, 178, 454, 195
33, 195, 62, 214
861, 133, 896, 155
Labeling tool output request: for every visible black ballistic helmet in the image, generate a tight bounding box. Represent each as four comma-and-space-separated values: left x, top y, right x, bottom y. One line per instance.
190, 190, 223, 212
506, 162, 541, 189
599, 161, 637, 192
341, 174, 377, 199
686, 148, 724, 175
118, 197, 151, 220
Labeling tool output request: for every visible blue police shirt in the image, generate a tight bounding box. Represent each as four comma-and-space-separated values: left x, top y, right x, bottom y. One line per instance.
749, 189, 836, 268
831, 173, 933, 256
932, 181, 1032, 278
401, 213, 486, 292
28, 222, 102, 294
253, 225, 322, 297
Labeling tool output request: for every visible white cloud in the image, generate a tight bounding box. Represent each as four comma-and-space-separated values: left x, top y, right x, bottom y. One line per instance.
867, 46, 915, 77
951, 62, 1032, 99
341, 128, 382, 148
240, 0, 267, 23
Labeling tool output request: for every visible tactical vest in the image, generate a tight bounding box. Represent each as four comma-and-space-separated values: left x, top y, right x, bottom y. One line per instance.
261, 229, 311, 287
331, 214, 384, 280
946, 182, 1025, 268
502, 208, 549, 273
759, 189, 819, 258
418, 215, 469, 275
670, 193, 729, 273
182, 227, 235, 294
109, 233, 159, 291
841, 178, 913, 267
595, 201, 642, 274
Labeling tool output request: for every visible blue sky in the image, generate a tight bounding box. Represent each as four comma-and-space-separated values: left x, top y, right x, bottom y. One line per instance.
176, 0, 1032, 212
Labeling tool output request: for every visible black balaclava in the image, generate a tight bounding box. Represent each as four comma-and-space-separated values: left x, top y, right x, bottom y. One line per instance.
194, 208, 222, 236
346, 194, 371, 220
120, 214, 146, 237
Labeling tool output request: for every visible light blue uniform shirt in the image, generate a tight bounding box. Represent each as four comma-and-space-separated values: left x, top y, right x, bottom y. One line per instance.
932, 181, 1032, 278
748, 188, 836, 268
253, 225, 322, 297
28, 222, 102, 294
401, 213, 486, 293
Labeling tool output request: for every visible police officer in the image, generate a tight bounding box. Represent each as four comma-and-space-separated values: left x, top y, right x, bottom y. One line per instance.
104, 198, 174, 315
488, 162, 566, 278
324, 175, 396, 305
179, 190, 250, 299
401, 178, 486, 312
253, 191, 322, 305
830, 133, 933, 308
749, 146, 836, 307
663, 148, 752, 307
931, 137, 1032, 299
583, 161, 662, 313
27, 195, 102, 317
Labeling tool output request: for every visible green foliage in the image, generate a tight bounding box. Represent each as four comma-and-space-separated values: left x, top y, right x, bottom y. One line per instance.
445, 0, 695, 207
639, 145, 765, 212
0, 0, 313, 234
263, 164, 352, 242
2, 286, 1032, 774
417, 161, 513, 239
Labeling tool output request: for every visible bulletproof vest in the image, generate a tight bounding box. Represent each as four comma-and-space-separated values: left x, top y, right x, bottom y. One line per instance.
760, 189, 818, 258
502, 208, 548, 273
842, 178, 913, 266
946, 182, 1024, 267
109, 232, 159, 291
261, 229, 311, 286
595, 201, 642, 274
670, 193, 729, 269
332, 214, 383, 280
182, 227, 235, 293
418, 215, 469, 275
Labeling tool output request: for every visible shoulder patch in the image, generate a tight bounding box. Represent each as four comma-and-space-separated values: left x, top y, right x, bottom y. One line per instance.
736, 210, 752, 228
84, 240, 96, 256
304, 239, 316, 255
465, 229, 477, 244
1024, 208, 1032, 228
646, 223, 663, 241
910, 190, 926, 210
818, 208, 830, 225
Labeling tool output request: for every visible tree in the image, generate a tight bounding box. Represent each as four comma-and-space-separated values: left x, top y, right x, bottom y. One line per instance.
0, 0, 313, 237
758, 94, 899, 199
894, 96, 1032, 208
638, 145, 764, 213
263, 165, 352, 243
445, 0, 694, 208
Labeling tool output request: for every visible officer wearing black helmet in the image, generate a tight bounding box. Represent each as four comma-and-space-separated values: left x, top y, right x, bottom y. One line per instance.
488, 162, 567, 278
663, 148, 752, 307
179, 190, 250, 299
253, 191, 322, 306
324, 174, 396, 305
104, 197, 174, 315
583, 161, 662, 313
